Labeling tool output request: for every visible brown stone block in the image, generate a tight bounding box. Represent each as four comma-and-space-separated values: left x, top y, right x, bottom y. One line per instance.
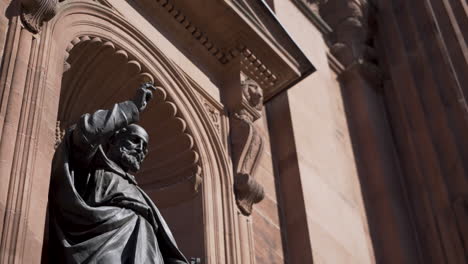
298, 156, 363, 211
254, 195, 281, 227
300, 168, 372, 261
255, 247, 284, 264
21, 231, 43, 264
36, 124, 55, 154
26, 151, 52, 236
307, 218, 362, 264
255, 164, 277, 198
252, 210, 284, 261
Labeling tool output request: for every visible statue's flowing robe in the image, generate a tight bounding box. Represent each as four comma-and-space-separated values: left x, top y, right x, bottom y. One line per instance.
49, 101, 188, 264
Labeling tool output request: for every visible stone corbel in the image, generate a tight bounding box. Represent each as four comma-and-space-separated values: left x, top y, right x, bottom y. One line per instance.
230, 75, 265, 216
318, 0, 381, 84
20, 0, 58, 33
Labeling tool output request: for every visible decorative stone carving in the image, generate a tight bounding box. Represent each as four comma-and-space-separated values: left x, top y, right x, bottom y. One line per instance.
317, 0, 381, 82
230, 75, 265, 216
231, 110, 265, 215
242, 75, 264, 111
240, 47, 278, 89
144, 0, 282, 90
54, 120, 65, 149
20, 0, 58, 33
94, 0, 113, 9
151, 0, 231, 64
201, 97, 221, 134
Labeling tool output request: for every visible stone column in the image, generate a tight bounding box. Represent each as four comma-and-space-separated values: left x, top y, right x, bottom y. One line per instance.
219, 54, 267, 263
265, 92, 314, 264
0, 24, 35, 264
318, 0, 421, 263
0, 0, 57, 262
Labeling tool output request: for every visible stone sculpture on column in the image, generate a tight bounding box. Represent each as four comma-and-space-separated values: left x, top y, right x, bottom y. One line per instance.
48, 83, 189, 263
230, 75, 265, 216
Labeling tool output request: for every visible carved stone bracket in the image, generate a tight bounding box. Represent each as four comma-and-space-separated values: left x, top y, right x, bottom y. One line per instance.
231, 110, 265, 215
20, 0, 58, 33
230, 75, 265, 215
317, 0, 382, 84
319, 0, 370, 64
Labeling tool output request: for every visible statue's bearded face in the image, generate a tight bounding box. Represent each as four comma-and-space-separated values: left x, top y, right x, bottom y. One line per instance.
108, 125, 149, 173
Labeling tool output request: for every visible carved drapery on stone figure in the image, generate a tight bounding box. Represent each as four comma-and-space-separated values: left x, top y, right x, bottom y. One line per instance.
20, 0, 58, 33
230, 75, 265, 216
49, 83, 189, 263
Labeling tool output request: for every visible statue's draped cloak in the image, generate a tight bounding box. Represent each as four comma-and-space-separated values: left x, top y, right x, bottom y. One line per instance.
49, 101, 188, 264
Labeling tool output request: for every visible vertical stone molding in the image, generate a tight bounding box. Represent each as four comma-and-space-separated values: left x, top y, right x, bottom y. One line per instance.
314, 1, 421, 263
20, 0, 58, 33
0, 22, 41, 263
230, 75, 265, 216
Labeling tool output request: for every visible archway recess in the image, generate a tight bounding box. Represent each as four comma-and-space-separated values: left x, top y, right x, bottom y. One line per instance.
26, 1, 235, 262
59, 35, 203, 207
0, 0, 314, 263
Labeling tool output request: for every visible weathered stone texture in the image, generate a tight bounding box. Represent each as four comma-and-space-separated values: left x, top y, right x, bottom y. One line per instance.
271, 1, 375, 263
252, 107, 285, 264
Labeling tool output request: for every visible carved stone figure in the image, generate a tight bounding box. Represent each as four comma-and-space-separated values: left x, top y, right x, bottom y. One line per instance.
49, 83, 189, 263
230, 76, 265, 216
241, 77, 263, 111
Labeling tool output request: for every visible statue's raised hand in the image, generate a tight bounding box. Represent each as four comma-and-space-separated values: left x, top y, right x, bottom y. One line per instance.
132, 83, 156, 112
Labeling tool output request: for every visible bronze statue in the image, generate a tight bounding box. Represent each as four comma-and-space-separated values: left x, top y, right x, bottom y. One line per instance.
49, 83, 189, 263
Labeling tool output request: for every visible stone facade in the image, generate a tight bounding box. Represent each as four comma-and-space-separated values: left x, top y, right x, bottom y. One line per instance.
0, 0, 466, 263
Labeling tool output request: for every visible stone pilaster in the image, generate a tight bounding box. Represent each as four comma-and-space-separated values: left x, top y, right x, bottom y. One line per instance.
317, 1, 421, 263
0, 18, 43, 263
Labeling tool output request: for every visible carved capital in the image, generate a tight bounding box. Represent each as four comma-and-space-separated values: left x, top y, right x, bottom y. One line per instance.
316, 0, 382, 85
318, 1, 376, 66
20, 0, 58, 33
230, 109, 265, 215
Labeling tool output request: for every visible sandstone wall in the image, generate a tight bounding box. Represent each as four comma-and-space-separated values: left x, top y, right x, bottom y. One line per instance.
251, 109, 285, 264
263, 1, 376, 263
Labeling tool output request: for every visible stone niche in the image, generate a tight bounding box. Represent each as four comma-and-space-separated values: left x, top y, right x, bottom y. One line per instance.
59, 36, 203, 208
0, 0, 313, 263
54, 35, 208, 260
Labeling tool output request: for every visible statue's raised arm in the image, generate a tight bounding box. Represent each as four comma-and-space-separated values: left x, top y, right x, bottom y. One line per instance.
70, 83, 155, 168
49, 83, 189, 264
